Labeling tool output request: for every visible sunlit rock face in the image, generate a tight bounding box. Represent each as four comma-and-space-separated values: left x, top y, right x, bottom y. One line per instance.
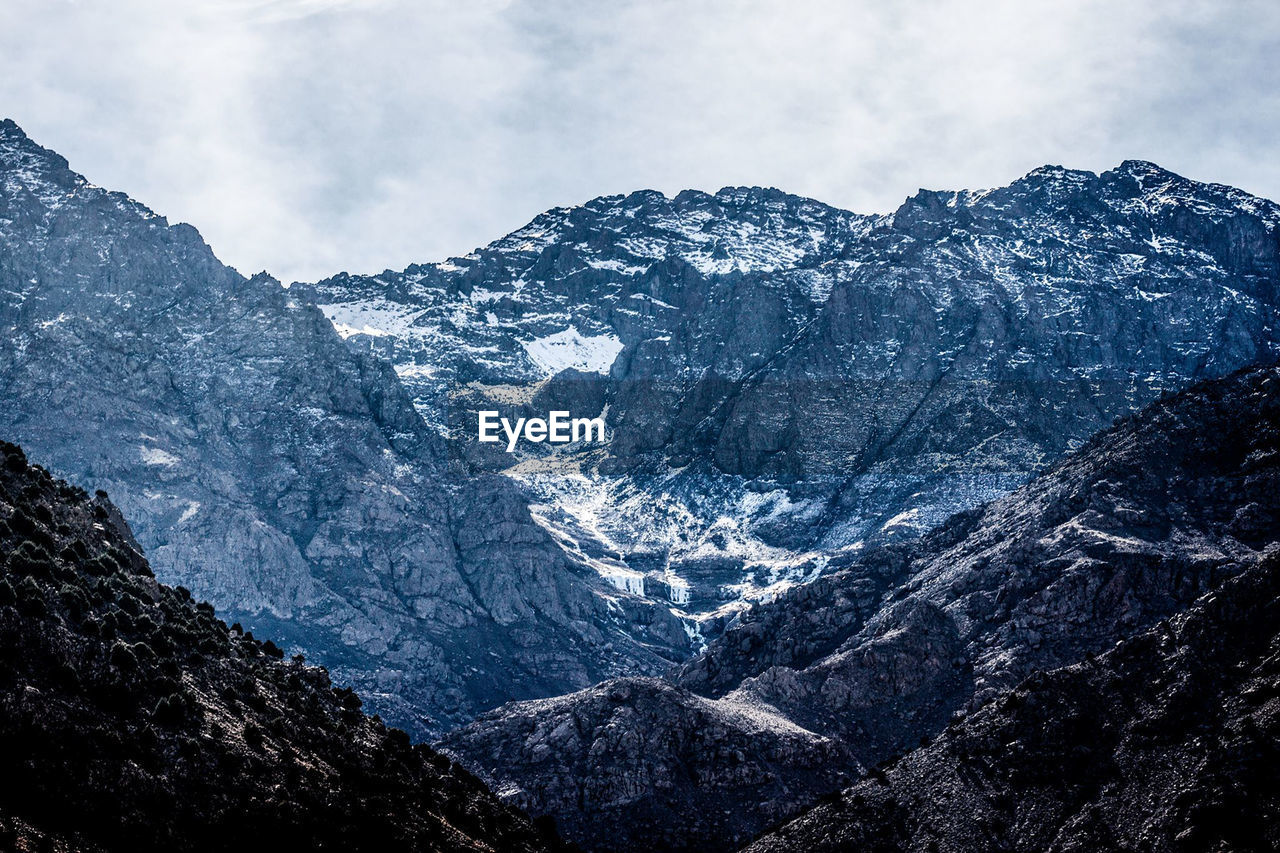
0, 119, 692, 739
308, 159, 1280, 630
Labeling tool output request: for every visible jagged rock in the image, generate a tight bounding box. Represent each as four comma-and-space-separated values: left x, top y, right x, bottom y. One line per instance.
440, 677, 853, 853
745, 554, 1280, 853
308, 159, 1280, 629
5, 113, 1280, 764
441, 366, 1280, 852
0, 118, 690, 738
0, 438, 569, 852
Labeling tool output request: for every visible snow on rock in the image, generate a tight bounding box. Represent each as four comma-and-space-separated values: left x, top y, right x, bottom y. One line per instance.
318, 301, 424, 340
602, 569, 646, 597
302, 160, 1280, 660
521, 326, 623, 376
140, 446, 179, 467
881, 508, 921, 532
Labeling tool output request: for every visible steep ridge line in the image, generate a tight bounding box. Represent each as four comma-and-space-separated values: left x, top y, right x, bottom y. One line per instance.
0, 438, 571, 852
440, 365, 1280, 852
0, 117, 692, 738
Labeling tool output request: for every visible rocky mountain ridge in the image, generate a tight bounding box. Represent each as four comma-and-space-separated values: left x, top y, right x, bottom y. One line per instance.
746, 547, 1280, 852
4, 115, 1279, 745
0, 438, 569, 852
3, 117, 1279, 852
439, 365, 1280, 852
0, 118, 691, 738
309, 158, 1280, 632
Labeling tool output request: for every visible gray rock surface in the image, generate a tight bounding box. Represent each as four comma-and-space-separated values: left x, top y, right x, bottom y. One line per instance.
4, 112, 1279, 766
747, 550, 1280, 852
441, 366, 1280, 852
0, 438, 573, 853
0, 118, 690, 737
308, 162, 1280, 630
445, 676, 853, 853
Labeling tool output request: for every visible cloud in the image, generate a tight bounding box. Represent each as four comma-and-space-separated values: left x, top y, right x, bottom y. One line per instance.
1, 0, 1277, 282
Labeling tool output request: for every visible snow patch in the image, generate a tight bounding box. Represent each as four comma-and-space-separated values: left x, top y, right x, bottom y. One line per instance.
881, 508, 921, 531
319, 302, 423, 340
521, 325, 623, 375
602, 570, 646, 596
140, 446, 179, 467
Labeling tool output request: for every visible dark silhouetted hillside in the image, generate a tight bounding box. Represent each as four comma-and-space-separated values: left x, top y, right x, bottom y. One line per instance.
0, 439, 569, 853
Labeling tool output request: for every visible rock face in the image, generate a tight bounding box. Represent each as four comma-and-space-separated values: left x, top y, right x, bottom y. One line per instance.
0, 439, 569, 852
745, 556, 1280, 853
0, 118, 691, 738
308, 161, 1280, 630
440, 366, 1280, 852
442, 676, 854, 852
5, 113, 1280, 763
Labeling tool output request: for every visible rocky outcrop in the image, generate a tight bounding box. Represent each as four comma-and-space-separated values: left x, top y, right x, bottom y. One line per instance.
444, 677, 851, 853
689, 365, 1280, 723
6, 113, 1279, 759
0, 438, 569, 852
441, 365, 1280, 852
310, 160, 1280, 629
745, 554, 1280, 853
0, 118, 690, 737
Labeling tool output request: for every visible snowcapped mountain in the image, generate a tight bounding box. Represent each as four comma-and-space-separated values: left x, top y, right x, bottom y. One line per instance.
306, 162, 1280, 635
3, 113, 1278, 747
0, 119, 693, 738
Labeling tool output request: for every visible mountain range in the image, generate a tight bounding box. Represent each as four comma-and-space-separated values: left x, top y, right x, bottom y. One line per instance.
306, 154, 1280, 636
1, 118, 1278, 850
440, 365, 1280, 851
0, 118, 689, 738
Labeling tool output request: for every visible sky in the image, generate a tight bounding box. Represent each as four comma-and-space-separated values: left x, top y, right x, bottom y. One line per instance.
2, 0, 1278, 283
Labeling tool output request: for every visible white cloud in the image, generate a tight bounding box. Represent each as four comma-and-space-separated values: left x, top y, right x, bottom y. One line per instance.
1, 0, 1277, 283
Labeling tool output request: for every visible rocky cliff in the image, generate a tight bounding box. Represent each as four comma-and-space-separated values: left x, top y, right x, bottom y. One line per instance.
0, 438, 569, 852
5, 115, 1279, 748
440, 365, 1280, 852
0, 118, 690, 738
746, 552, 1280, 852
309, 161, 1280, 631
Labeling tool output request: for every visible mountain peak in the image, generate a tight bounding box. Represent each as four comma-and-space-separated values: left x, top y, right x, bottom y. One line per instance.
0, 117, 59, 163
1025, 162, 1089, 177
1, 118, 55, 161
1115, 157, 1179, 178
0, 119, 82, 210
1103, 158, 1280, 221
711, 185, 783, 204
1106, 158, 1193, 192
1012, 163, 1098, 191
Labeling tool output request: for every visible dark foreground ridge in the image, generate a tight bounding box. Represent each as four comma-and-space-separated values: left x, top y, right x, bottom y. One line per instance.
746, 552, 1280, 852
441, 365, 1280, 852
0, 439, 568, 852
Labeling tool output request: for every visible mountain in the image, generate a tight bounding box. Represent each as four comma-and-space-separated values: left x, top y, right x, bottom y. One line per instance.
0, 118, 691, 738
436, 674, 856, 850
0, 438, 569, 852
307, 161, 1280, 634
745, 554, 1280, 852
438, 365, 1280, 852
5, 114, 1279, 745
4, 117, 1279, 851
